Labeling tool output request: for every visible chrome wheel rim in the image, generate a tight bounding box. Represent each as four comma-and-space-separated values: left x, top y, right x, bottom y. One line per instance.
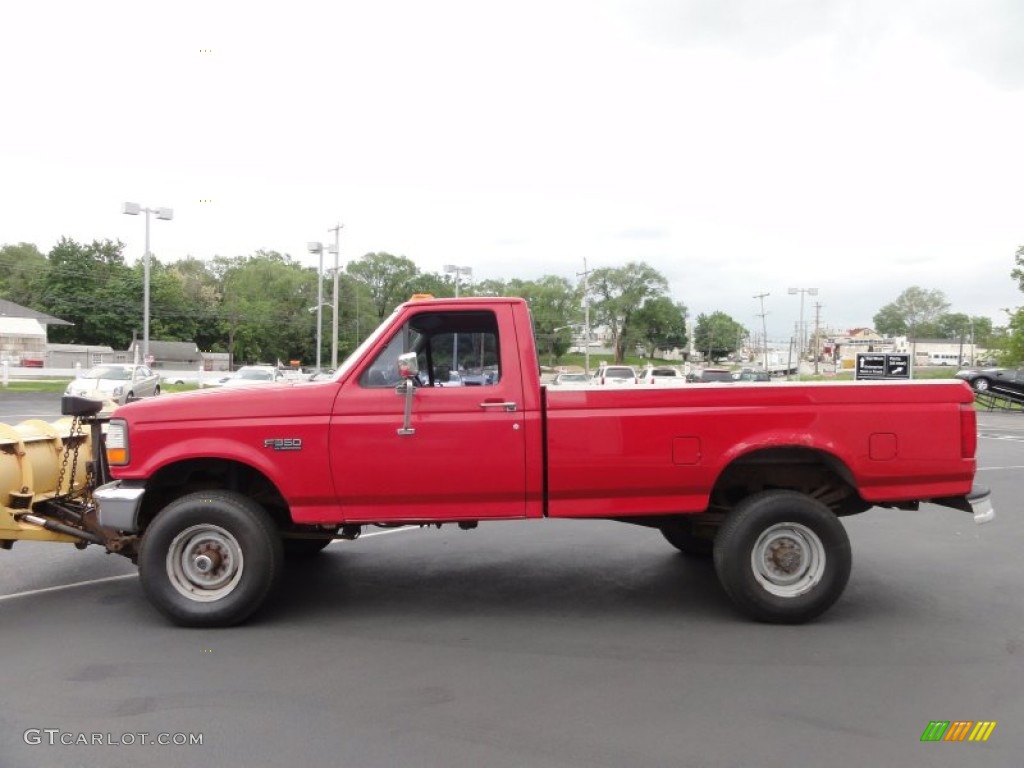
751, 523, 826, 598
166, 524, 244, 602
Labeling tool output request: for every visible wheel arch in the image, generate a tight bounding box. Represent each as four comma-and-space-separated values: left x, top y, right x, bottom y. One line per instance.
136, 457, 291, 532
710, 444, 869, 517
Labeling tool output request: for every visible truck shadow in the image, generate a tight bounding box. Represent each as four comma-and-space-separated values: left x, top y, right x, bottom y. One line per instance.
270, 547, 734, 624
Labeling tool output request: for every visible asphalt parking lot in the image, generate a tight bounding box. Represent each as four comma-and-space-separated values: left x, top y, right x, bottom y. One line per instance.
0, 392, 1021, 767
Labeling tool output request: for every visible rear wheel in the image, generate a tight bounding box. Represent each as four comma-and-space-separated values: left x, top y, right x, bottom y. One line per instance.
713, 490, 851, 624
138, 491, 283, 627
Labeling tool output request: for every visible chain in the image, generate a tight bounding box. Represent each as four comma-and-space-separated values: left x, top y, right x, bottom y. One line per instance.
54, 416, 84, 498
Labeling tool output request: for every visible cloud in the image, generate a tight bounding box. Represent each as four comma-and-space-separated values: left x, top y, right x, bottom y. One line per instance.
615, 227, 670, 240
615, 0, 1024, 89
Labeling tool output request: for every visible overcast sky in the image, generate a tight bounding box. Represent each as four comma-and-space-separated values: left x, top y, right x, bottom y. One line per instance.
3, 0, 1022, 342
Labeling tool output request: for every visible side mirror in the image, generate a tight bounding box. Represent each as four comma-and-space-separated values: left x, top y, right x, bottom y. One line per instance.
396, 353, 419, 437
397, 352, 419, 379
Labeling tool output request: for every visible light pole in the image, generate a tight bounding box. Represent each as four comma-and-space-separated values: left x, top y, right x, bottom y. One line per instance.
443, 264, 472, 371
788, 287, 818, 365
443, 264, 472, 299
307, 241, 338, 371
753, 292, 769, 373
577, 258, 592, 375
122, 202, 173, 363
327, 223, 343, 368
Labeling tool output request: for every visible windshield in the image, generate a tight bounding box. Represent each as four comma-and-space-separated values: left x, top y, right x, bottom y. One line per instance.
84, 366, 130, 380
333, 308, 402, 381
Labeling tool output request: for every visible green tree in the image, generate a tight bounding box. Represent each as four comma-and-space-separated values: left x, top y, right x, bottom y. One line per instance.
588, 262, 669, 363
468, 278, 510, 298
347, 252, 420, 320
143, 259, 202, 343
632, 297, 688, 359
37, 237, 139, 346
1009, 244, 1024, 291
694, 311, 746, 362
0, 242, 47, 305
170, 256, 223, 352
872, 287, 950, 338
1000, 308, 1024, 364
1001, 244, 1024, 363
933, 312, 991, 345
407, 271, 455, 298
334, 272, 380, 357
216, 251, 318, 365
503, 275, 580, 365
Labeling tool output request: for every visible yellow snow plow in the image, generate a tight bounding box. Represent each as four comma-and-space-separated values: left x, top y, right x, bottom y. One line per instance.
0, 397, 135, 555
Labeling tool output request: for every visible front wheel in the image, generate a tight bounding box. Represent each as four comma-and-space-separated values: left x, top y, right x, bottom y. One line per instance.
713, 490, 851, 624
972, 378, 990, 392
138, 491, 284, 627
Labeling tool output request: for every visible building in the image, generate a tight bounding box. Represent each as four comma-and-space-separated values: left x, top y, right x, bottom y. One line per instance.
0, 299, 72, 366
46, 343, 120, 369
125, 340, 230, 372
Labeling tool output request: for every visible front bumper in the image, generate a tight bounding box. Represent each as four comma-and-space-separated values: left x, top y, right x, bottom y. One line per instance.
93, 481, 145, 532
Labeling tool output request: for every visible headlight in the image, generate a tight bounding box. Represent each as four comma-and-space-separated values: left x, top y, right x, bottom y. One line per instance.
112, 386, 123, 397
106, 419, 129, 465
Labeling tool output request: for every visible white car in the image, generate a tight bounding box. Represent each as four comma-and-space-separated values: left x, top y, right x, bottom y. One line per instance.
551, 372, 590, 386
65, 364, 161, 405
641, 365, 685, 385
596, 365, 638, 385
220, 365, 285, 388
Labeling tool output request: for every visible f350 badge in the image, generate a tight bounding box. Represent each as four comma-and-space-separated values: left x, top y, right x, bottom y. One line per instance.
264, 438, 302, 451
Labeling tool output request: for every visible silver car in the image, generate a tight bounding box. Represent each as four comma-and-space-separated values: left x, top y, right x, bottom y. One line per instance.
65, 364, 161, 405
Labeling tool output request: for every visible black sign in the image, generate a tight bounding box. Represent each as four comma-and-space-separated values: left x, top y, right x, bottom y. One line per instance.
855, 353, 912, 381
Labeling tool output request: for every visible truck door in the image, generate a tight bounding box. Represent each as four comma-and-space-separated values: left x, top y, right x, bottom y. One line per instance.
330, 307, 528, 521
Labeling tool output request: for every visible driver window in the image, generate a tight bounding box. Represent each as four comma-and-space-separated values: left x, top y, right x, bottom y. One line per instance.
360, 310, 501, 388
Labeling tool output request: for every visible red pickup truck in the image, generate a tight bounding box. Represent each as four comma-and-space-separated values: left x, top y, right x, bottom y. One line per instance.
90, 296, 992, 627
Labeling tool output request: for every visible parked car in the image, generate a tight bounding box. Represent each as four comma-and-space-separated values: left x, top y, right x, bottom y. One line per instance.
306, 369, 336, 381
65, 364, 160, 405
734, 369, 771, 382
220, 365, 285, 388
162, 373, 202, 386
642, 366, 684, 385
551, 372, 590, 385
692, 368, 735, 383
955, 366, 1024, 394
596, 365, 638, 385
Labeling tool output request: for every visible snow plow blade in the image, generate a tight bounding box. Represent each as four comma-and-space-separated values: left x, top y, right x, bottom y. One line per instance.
0, 397, 123, 550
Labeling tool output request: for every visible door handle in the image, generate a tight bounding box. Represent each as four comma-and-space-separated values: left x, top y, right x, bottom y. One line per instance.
479, 401, 518, 412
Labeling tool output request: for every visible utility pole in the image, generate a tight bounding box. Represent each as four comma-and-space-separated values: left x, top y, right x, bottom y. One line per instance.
576, 259, 592, 375
328, 222, 343, 369
788, 287, 818, 367
753, 292, 770, 373
813, 302, 823, 374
